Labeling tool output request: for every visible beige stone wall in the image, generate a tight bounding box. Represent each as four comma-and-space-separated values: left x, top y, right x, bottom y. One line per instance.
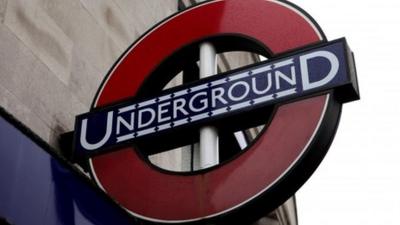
0, 0, 177, 150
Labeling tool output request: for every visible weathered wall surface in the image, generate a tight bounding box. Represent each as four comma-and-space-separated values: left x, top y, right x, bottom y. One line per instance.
0, 0, 177, 150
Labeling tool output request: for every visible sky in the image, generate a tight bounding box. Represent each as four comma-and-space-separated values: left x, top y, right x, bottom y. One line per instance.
291, 0, 400, 225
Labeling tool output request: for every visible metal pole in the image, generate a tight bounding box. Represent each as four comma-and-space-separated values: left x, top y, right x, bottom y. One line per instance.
198, 42, 219, 169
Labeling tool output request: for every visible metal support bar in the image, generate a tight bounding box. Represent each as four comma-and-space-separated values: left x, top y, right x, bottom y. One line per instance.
198, 42, 219, 169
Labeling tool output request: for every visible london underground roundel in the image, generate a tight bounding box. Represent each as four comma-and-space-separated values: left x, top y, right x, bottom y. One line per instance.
73, 0, 359, 224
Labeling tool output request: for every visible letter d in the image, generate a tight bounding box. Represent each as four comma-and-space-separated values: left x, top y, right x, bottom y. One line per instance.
300, 50, 339, 91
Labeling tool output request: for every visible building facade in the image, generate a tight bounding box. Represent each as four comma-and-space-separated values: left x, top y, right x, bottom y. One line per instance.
0, 0, 297, 224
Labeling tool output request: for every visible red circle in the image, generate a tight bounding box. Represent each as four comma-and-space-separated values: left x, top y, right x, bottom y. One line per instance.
90, 0, 328, 222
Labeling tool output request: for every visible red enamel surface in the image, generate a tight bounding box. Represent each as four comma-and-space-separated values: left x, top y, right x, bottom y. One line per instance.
96, 0, 319, 107
91, 0, 326, 221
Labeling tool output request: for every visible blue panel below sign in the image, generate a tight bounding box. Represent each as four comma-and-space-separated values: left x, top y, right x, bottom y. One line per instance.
0, 114, 136, 225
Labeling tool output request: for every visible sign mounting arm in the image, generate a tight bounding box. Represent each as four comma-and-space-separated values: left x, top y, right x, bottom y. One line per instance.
199, 42, 219, 169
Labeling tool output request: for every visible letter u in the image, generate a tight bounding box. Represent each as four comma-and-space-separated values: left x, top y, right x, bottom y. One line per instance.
252, 73, 272, 95
80, 111, 113, 150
